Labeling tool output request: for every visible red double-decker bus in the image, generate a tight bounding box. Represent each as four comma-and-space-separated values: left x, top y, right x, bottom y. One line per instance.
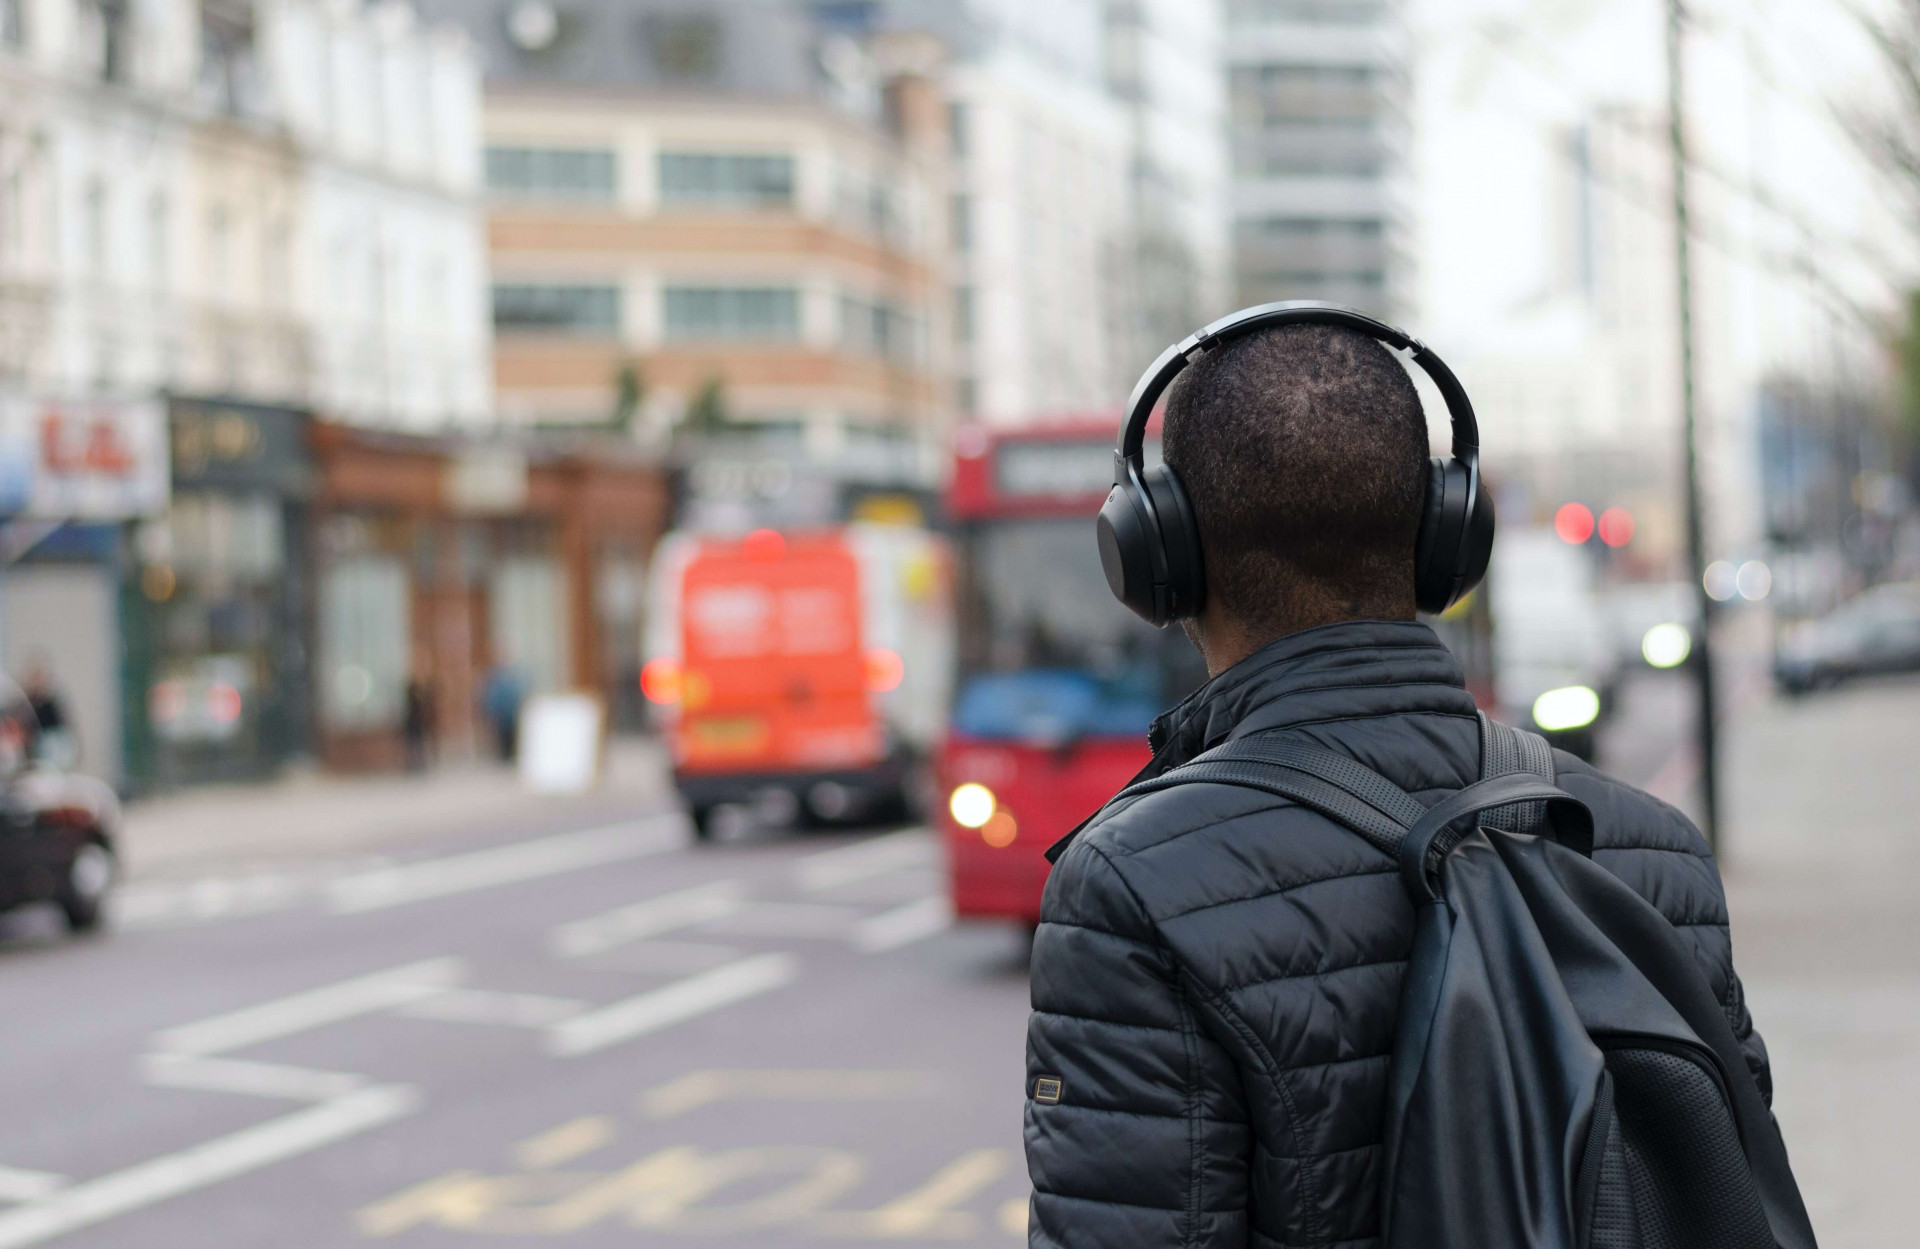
939, 422, 1208, 925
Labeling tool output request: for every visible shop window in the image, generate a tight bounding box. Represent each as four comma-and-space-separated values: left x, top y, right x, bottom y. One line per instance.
492, 283, 620, 334
657, 152, 793, 208
490, 557, 569, 694
664, 286, 800, 342
485, 147, 617, 202
320, 556, 409, 731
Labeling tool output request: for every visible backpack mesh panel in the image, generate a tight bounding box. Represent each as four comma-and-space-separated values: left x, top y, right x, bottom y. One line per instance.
1590, 1047, 1776, 1249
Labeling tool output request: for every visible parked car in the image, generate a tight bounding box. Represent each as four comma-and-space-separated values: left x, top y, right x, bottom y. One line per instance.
1775, 581, 1920, 695
0, 676, 118, 932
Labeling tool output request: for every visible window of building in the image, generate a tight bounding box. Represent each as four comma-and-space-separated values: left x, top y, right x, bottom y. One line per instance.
84, 179, 108, 280
1, 0, 26, 48
658, 152, 793, 208
206, 204, 230, 297
319, 555, 409, 731
1242, 217, 1385, 240
956, 376, 977, 415
1231, 65, 1384, 125
485, 147, 617, 201
200, 0, 256, 115
491, 284, 621, 334
665, 286, 801, 341
949, 101, 969, 160
954, 285, 974, 345
840, 293, 918, 363
1228, 0, 1387, 24
147, 192, 168, 291
950, 193, 971, 252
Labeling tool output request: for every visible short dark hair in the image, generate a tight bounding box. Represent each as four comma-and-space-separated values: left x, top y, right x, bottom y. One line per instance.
1162, 323, 1430, 632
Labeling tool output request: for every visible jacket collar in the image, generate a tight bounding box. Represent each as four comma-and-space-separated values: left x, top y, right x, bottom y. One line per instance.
1046, 619, 1469, 863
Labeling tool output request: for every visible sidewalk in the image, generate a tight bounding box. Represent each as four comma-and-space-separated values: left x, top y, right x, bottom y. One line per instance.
1720, 673, 1920, 1248
117, 736, 677, 878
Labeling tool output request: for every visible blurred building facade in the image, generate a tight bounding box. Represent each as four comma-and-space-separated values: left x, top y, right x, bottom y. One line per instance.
0, 1, 604, 791
420, 0, 952, 527
1224, 0, 1413, 320
1102, 0, 1232, 365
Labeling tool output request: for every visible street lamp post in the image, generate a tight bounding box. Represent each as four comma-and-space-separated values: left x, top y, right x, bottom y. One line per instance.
1666, 0, 1720, 850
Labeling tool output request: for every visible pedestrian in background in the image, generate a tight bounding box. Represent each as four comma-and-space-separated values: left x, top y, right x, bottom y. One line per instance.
481, 664, 524, 764
403, 661, 436, 773
21, 656, 75, 770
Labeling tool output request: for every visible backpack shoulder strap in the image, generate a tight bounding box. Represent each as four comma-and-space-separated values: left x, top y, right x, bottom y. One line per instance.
1477, 711, 1555, 835
1107, 734, 1425, 859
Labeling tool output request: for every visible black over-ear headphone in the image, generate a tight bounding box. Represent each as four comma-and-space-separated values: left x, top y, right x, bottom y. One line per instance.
1096, 300, 1495, 626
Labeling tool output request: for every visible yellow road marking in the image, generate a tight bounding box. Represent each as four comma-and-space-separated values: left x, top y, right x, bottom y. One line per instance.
516, 1116, 616, 1170
356, 1171, 494, 1237
641, 1069, 938, 1119
816, 1148, 1008, 1238
999, 1196, 1029, 1236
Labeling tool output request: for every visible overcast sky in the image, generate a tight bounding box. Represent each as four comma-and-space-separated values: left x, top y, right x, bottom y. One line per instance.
1411, 0, 1909, 384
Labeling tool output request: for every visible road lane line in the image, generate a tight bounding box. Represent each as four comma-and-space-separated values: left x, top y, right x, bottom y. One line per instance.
851, 895, 954, 953
0, 1170, 64, 1205
516, 1116, 616, 1169
328, 816, 685, 913
140, 1054, 366, 1102
546, 954, 798, 1057
0, 1085, 418, 1249
152, 957, 464, 1056
701, 901, 864, 939
795, 828, 934, 892
548, 881, 745, 959
393, 989, 587, 1028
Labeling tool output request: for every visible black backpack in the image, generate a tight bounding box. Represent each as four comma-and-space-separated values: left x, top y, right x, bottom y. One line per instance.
1112, 714, 1818, 1249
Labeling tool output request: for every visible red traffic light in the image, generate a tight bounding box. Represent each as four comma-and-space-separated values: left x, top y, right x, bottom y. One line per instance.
1554, 503, 1595, 545
1598, 507, 1635, 548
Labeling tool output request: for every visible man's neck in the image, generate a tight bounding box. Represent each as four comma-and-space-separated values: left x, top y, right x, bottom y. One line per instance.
1184, 603, 1416, 679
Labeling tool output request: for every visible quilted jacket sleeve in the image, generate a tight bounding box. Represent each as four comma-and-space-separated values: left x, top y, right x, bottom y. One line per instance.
1025, 836, 1251, 1249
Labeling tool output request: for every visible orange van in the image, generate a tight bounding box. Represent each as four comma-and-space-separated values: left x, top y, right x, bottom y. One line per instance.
643, 525, 951, 837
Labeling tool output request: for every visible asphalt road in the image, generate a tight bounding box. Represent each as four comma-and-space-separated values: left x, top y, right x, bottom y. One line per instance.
0, 673, 1693, 1249
0, 801, 1036, 1249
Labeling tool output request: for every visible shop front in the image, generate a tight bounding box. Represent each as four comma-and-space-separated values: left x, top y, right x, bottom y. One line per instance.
124, 399, 315, 789
0, 396, 172, 792
311, 426, 667, 772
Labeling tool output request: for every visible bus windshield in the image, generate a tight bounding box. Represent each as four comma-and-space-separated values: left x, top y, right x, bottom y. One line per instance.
953, 517, 1207, 742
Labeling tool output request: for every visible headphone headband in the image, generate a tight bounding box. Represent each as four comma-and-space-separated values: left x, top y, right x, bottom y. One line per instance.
1114, 300, 1480, 474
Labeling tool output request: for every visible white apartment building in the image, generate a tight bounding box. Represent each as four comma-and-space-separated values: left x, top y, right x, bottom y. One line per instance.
1225, 0, 1414, 321
0, 0, 489, 427
884, 0, 1133, 424
1103, 0, 1232, 362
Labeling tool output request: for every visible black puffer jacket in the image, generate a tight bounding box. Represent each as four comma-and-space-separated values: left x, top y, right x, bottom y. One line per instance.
1024, 620, 1768, 1249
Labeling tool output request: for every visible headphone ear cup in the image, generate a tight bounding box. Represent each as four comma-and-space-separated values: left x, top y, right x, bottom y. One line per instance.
1414, 457, 1466, 615
1098, 483, 1163, 624
1142, 464, 1205, 621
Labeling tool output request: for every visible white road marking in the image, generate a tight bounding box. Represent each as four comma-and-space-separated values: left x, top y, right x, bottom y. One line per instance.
548, 880, 745, 959
0, 1084, 418, 1249
0, 1169, 64, 1205
701, 901, 865, 939
327, 817, 685, 913
851, 895, 954, 953
546, 954, 799, 1057
140, 1054, 366, 1102
152, 957, 464, 1056
393, 989, 587, 1028
795, 828, 934, 893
